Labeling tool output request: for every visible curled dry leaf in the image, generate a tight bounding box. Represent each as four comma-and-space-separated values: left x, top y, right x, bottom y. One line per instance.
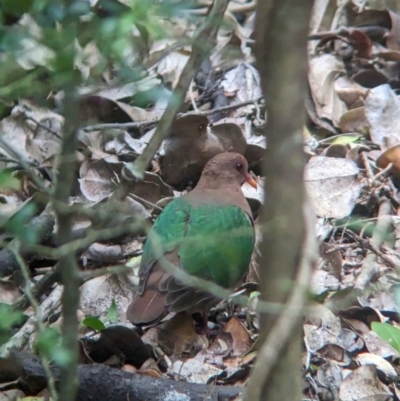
79, 95, 158, 125
157, 49, 190, 88
14, 101, 63, 164
323, 144, 348, 158
141, 313, 208, 356
221, 316, 251, 357
220, 63, 262, 110
95, 75, 161, 102
376, 144, 400, 176
138, 358, 163, 378
334, 76, 368, 108
122, 131, 148, 155
304, 156, 362, 219
0, 102, 62, 164
79, 159, 118, 202
304, 308, 342, 354
339, 365, 392, 401
387, 10, 400, 51
321, 242, 343, 280
310, 269, 340, 296
364, 84, 400, 149
161, 115, 247, 189
308, 54, 347, 127
0, 279, 22, 304
339, 107, 368, 133
169, 358, 222, 384
317, 361, 342, 396
355, 352, 398, 379
80, 274, 132, 322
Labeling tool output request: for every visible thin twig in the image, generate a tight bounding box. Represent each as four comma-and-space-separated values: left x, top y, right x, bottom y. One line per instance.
79, 264, 132, 282
354, 198, 393, 290
361, 151, 373, 180
82, 96, 263, 132
122, 0, 230, 179
11, 265, 60, 313
129, 192, 163, 212
10, 243, 59, 401
24, 115, 63, 140
30, 218, 145, 259
0, 138, 49, 193
371, 163, 393, 185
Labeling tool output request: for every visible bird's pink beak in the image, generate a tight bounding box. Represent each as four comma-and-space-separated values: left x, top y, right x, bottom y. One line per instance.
245, 173, 258, 189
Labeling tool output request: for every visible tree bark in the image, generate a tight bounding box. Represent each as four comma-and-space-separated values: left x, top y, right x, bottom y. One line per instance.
0, 352, 242, 401
250, 1, 314, 401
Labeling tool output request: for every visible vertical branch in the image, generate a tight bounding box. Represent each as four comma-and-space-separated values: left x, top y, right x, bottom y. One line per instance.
247, 1, 314, 401
53, 97, 81, 401
50, 11, 82, 399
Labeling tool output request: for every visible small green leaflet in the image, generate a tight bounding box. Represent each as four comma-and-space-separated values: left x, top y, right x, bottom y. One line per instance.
105, 299, 118, 323
82, 316, 106, 331
0, 170, 19, 190
249, 291, 261, 301
331, 135, 362, 145
371, 322, 400, 353
36, 327, 72, 366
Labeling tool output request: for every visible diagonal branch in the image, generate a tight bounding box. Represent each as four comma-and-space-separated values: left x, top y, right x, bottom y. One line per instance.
123, 0, 230, 179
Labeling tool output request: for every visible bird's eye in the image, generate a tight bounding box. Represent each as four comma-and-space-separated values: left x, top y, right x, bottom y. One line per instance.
236, 162, 243, 170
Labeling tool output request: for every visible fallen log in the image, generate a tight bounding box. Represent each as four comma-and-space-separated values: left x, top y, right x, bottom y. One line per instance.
0, 352, 242, 401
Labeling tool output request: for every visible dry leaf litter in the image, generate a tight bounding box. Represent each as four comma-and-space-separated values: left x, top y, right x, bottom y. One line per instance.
4, 1, 400, 400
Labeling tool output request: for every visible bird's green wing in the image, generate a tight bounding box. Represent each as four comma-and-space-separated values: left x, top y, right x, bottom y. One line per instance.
140, 196, 191, 273
178, 203, 254, 288
141, 196, 254, 289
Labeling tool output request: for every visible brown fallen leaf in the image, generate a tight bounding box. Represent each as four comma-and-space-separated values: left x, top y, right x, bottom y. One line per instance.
338, 107, 368, 133
308, 53, 347, 127
387, 10, 400, 51
221, 316, 251, 357
364, 84, 400, 149
138, 358, 163, 378
334, 76, 367, 108
304, 156, 361, 219
376, 144, 400, 176
0, 279, 22, 304
339, 365, 392, 401
161, 115, 246, 189
141, 313, 208, 356
321, 242, 343, 280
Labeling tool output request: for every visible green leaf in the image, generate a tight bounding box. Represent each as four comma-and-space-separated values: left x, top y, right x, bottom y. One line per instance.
82, 316, 106, 331
0, 170, 20, 190
36, 327, 72, 367
331, 135, 362, 145
0, 303, 24, 330
249, 291, 261, 300
2, 202, 38, 243
0, 303, 25, 345
371, 322, 400, 352
105, 299, 118, 324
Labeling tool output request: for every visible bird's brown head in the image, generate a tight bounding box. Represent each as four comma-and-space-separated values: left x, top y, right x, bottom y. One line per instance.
198, 153, 257, 189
